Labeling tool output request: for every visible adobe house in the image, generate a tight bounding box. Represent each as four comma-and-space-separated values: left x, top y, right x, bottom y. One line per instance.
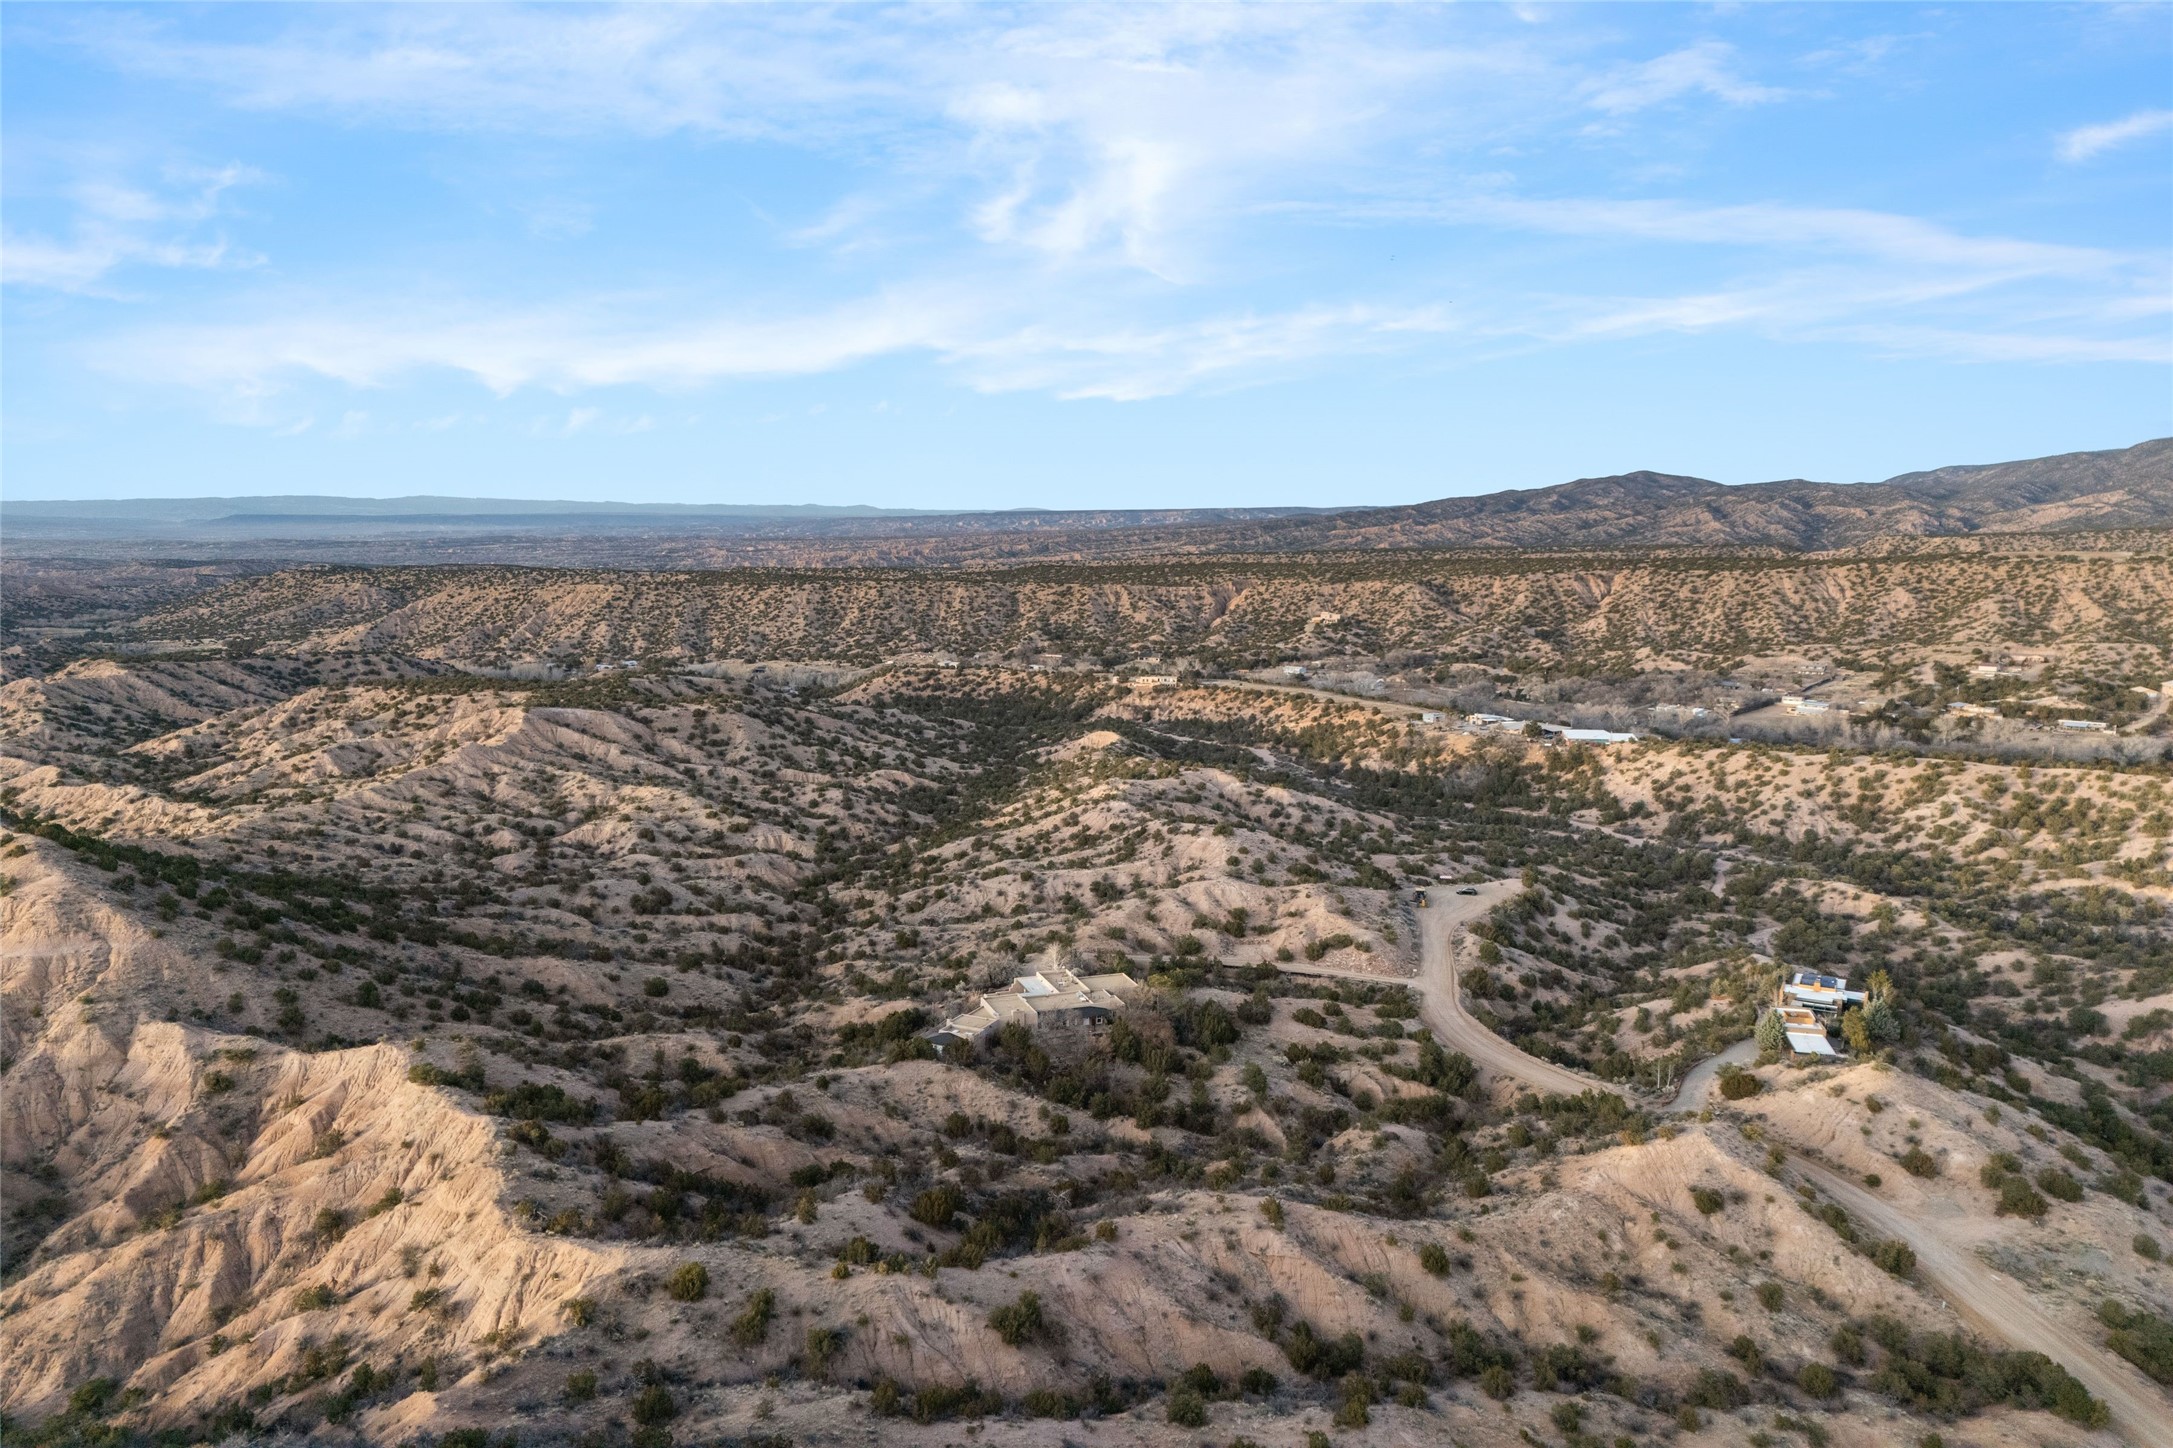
930, 966, 1139, 1056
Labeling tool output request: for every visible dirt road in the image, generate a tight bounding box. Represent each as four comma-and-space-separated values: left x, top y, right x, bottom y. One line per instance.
1379, 895, 2173, 1445
1410, 879, 1599, 1098
1665, 1037, 1757, 1113
1787, 1156, 2173, 1448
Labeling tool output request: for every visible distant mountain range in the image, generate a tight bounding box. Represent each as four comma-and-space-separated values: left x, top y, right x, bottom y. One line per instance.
1211, 436, 2173, 553
6, 438, 2165, 560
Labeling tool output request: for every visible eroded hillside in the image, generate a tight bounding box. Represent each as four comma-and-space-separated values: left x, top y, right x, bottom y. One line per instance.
2, 642, 2169, 1446
67, 538, 2173, 684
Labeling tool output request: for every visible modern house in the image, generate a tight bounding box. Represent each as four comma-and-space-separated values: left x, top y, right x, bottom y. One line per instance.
930, 967, 1139, 1056
1774, 1005, 1838, 1058
1778, 970, 1867, 1018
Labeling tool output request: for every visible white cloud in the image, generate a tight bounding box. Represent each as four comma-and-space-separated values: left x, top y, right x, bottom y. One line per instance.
25, 5, 2162, 418
94, 287, 1461, 408
950, 303, 1458, 401
2058, 108, 2173, 162
1586, 41, 1783, 116
1458, 196, 2126, 279
2, 163, 264, 293
57, 5, 1553, 278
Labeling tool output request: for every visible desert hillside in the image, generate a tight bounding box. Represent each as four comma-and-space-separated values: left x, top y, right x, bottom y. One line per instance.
3, 624, 2169, 1445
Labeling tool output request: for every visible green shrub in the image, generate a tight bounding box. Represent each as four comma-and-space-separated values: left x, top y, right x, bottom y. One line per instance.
1797, 1362, 1839, 1397
1418, 1242, 1450, 1276
2035, 1167, 2083, 1203
1871, 1239, 1917, 1279
1996, 1177, 2048, 1219
630, 1384, 677, 1425
1477, 1363, 1515, 1400
2135, 1234, 2163, 1262
68, 1379, 117, 1417
1335, 1370, 1376, 1427
1691, 1187, 1725, 1215
989, 1291, 1049, 1347
865, 1375, 999, 1422
2098, 1301, 2173, 1385
1757, 1281, 1784, 1311
1165, 1385, 1207, 1426
1898, 1147, 1939, 1178
1718, 1069, 1763, 1101
1281, 1320, 1364, 1380
666, 1262, 709, 1301
1685, 1369, 1749, 1409
731, 1287, 776, 1347
910, 1183, 965, 1229
1862, 1315, 2105, 1427
564, 1370, 597, 1402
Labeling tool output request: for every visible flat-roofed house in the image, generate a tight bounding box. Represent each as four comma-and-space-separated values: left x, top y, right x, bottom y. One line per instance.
1778, 970, 1867, 1018
931, 967, 1139, 1056
1776, 1005, 1838, 1058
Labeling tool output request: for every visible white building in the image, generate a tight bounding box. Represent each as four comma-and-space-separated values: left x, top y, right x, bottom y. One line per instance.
1947, 702, 1999, 718
1556, 727, 1639, 745
1779, 971, 1866, 1018
2057, 718, 2110, 732
931, 967, 1139, 1055
1281, 665, 1309, 678
1420, 711, 1447, 724
1774, 1005, 1838, 1058
1130, 674, 1180, 688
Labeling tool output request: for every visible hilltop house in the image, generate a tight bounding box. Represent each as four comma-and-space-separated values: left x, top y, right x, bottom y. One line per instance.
930, 967, 1139, 1056
1778, 970, 1867, 1018
1774, 1005, 1838, 1058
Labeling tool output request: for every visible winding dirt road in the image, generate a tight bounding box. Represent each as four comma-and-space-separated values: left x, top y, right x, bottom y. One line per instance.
1411, 880, 1597, 1098
1387, 886, 2173, 1448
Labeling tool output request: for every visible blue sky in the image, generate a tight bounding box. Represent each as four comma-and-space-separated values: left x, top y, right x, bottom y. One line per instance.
5, 3, 2169, 509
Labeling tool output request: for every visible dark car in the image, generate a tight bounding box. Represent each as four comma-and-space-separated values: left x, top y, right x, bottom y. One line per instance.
1457, 887, 1478, 896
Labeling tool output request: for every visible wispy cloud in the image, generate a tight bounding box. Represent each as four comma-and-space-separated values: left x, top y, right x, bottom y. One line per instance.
1458, 196, 2127, 279
94, 288, 1460, 407
3, 163, 264, 293
2058, 108, 2173, 162
20, 2, 2166, 439
53, 5, 1554, 278
1585, 41, 1783, 116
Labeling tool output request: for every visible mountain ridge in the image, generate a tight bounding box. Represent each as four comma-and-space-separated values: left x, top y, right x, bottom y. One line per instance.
4, 438, 2165, 562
